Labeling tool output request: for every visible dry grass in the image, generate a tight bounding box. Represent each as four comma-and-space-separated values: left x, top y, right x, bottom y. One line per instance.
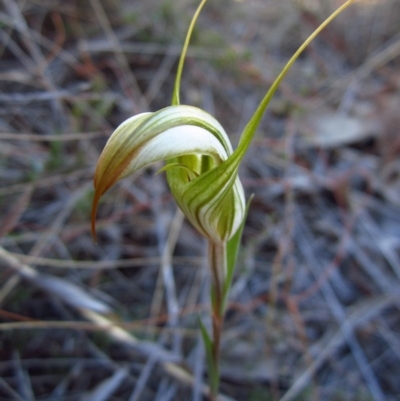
1, 0, 400, 400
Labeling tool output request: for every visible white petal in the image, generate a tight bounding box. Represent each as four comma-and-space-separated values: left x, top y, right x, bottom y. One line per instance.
110, 106, 232, 157
120, 125, 229, 179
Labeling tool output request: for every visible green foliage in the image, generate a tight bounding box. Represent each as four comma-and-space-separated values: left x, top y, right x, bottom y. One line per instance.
45, 138, 63, 171
248, 386, 274, 401
224, 194, 253, 310
122, 10, 139, 25
198, 316, 219, 396
24, 159, 43, 182
158, 0, 176, 27
90, 330, 113, 350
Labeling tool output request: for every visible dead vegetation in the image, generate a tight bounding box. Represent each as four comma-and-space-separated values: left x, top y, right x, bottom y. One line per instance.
0, 0, 400, 400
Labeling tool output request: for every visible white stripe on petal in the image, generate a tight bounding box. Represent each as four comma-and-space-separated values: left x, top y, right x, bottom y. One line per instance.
120, 125, 229, 179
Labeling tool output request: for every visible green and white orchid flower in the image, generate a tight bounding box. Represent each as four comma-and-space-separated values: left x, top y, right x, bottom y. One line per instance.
91, 0, 356, 396
91, 0, 356, 247
92, 105, 245, 243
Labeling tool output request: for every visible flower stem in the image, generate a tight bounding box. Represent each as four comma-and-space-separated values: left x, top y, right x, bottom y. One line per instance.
208, 241, 227, 399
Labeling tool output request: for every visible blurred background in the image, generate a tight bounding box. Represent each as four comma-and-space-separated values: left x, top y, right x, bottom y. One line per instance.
1, 0, 400, 400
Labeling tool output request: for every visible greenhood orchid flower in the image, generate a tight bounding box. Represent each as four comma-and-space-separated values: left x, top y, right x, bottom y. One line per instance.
91, 0, 356, 247
92, 105, 246, 243
91, 0, 356, 397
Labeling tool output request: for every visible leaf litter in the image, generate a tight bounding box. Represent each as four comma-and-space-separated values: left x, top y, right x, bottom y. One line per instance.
0, 0, 399, 400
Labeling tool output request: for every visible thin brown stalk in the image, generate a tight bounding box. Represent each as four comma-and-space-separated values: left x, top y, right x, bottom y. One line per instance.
208, 241, 227, 399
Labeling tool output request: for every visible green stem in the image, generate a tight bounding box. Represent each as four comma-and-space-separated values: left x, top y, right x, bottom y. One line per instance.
208, 241, 227, 399
171, 0, 209, 106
